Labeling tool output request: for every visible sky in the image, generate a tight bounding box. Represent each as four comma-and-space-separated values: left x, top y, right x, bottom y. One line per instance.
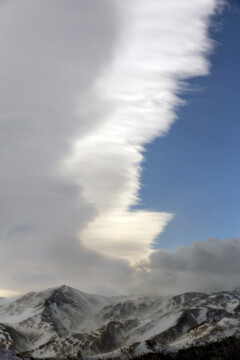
0, 0, 239, 297
139, 1, 240, 250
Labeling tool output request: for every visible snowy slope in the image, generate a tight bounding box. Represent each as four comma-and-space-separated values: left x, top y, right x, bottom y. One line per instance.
170, 317, 240, 349
0, 286, 239, 359
0, 285, 116, 353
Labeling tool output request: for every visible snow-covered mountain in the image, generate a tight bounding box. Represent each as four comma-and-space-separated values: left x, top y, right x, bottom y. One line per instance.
0, 285, 239, 359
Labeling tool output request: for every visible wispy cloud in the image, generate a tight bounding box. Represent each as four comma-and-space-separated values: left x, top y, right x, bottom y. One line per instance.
67, 0, 221, 261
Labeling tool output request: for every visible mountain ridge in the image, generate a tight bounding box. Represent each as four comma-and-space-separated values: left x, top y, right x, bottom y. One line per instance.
0, 285, 239, 359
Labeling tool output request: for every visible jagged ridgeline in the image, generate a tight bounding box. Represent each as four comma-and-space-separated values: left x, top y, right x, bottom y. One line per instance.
0, 285, 239, 359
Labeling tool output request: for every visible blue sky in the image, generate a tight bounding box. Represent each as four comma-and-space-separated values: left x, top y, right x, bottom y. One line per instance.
139, 4, 240, 249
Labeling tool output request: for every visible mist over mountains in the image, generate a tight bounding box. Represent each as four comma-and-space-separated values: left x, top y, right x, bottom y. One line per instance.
0, 285, 239, 359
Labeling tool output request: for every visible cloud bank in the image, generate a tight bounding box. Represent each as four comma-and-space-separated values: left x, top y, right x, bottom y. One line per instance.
0, 0, 230, 296
131, 238, 240, 295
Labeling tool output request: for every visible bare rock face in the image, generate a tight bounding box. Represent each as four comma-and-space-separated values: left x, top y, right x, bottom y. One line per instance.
0, 347, 22, 360
0, 286, 239, 359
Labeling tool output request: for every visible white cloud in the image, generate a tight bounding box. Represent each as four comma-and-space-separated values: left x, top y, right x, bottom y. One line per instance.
81, 211, 173, 263
67, 0, 221, 261
0, 0, 226, 294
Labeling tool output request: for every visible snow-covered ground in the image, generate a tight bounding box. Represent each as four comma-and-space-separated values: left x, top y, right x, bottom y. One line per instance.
170, 317, 240, 349
0, 286, 239, 359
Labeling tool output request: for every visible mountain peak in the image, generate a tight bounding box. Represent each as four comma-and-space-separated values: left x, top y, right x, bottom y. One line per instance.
51, 284, 76, 294
56, 284, 72, 290
46, 284, 89, 297
0, 289, 239, 359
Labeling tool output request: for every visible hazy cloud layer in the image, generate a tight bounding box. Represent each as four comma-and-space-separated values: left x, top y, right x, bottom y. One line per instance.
0, 0, 229, 296
130, 238, 240, 295
0, 0, 123, 295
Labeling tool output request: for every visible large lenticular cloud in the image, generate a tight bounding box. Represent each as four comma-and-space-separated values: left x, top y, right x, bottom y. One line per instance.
0, 0, 223, 295
68, 0, 222, 262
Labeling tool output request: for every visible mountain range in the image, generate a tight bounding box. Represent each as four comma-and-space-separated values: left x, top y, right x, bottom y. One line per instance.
0, 285, 239, 359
